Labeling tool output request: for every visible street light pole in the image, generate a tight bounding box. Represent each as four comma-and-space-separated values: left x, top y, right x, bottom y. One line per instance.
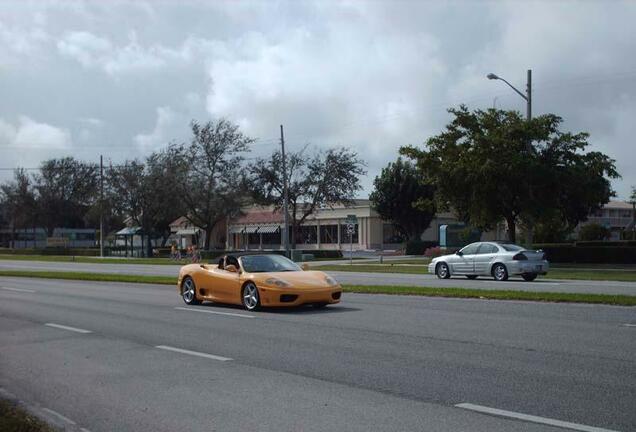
487, 69, 534, 246
280, 125, 290, 258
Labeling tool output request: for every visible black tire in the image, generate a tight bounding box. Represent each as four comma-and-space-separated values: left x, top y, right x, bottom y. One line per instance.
242, 282, 261, 311
522, 273, 538, 282
436, 262, 451, 279
181, 277, 201, 305
492, 263, 509, 281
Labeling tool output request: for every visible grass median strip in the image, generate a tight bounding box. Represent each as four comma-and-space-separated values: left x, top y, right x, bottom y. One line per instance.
0, 269, 634, 306
0, 399, 56, 432
316, 264, 636, 282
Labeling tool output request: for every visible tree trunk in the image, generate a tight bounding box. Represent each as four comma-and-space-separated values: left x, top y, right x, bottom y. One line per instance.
204, 226, 212, 250
146, 234, 153, 258
506, 216, 516, 243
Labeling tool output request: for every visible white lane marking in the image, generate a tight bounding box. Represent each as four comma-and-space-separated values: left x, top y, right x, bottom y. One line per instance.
455, 403, 620, 432
622, 324, 636, 327
41, 408, 76, 425
155, 345, 232, 362
174, 306, 255, 319
44, 323, 92, 334
1, 286, 36, 293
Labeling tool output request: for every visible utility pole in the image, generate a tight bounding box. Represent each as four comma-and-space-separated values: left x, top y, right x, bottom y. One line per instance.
280, 125, 290, 258
99, 155, 104, 258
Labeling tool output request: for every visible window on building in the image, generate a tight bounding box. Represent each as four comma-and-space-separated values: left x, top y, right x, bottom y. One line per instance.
340, 223, 358, 243
382, 224, 405, 244
298, 225, 317, 244
320, 225, 338, 244
261, 231, 281, 245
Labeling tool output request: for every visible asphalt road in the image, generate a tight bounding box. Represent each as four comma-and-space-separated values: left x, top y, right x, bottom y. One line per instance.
1, 276, 634, 431
1, 259, 635, 296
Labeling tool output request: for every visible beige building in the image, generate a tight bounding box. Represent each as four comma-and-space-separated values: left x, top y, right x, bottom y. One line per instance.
577, 200, 636, 240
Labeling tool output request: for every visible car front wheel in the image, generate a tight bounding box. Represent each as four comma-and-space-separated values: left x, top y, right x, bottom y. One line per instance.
436, 262, 451, 279
181, 277, 200, 305
492, 264, 509, 281
242, 282, 261, 311
522, 273, 538, 282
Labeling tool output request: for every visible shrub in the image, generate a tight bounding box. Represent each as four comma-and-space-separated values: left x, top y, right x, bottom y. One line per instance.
578, 223, 611, 241
405, 240, 438, 255
424, 246, 443, 258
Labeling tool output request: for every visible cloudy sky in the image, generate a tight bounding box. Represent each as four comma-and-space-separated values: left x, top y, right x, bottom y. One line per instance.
1, 0, 635, 199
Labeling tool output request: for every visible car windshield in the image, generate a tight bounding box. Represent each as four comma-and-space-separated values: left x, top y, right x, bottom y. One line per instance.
240, 254, 301, 273
499, 243, 525, 252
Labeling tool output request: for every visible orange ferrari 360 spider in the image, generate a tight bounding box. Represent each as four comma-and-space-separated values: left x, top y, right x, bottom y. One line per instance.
177, 253, 342, 310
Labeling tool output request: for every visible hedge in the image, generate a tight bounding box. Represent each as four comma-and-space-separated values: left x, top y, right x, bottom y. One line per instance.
539, 245, 636, 264
405, 240, 439, 255
0, 247, 101, 256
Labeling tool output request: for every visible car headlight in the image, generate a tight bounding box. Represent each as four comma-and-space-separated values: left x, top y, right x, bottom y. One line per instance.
265, 277, 291, 288
324, 275, 338, 286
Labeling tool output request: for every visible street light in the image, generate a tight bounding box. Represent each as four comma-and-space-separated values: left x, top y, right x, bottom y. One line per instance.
487, 70, 532, 122
487, 69, 534, 247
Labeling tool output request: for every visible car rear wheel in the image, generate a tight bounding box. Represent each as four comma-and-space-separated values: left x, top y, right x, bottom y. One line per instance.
522, 273, 538, 282
466, 275, 478, 280
181, 277, 200, 305
436, 262, 451, 279
242, 282, 260, 311
492, 264, 508, 281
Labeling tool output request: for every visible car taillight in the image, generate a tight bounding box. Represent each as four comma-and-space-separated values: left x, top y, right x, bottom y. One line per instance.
513, 253, 527, 260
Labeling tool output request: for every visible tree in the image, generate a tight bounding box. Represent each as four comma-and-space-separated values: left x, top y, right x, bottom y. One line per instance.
171, 119, 254, 250
34, 157, 99, 236
578, 223, 610, 241
369, 157, 435, 241
107, 152, 184, 256
401, 106, 619, 243
250, 146, 366, 248
0, 169, 38, 247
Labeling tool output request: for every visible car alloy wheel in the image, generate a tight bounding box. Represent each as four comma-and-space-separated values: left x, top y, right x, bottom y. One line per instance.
436, 262, 450, 279
242, 282, 260, 311
181, 277, 200, 305
492, 264, 508, 281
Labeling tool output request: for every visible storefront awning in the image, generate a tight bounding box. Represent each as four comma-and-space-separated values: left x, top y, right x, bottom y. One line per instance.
257, 225, 280, 234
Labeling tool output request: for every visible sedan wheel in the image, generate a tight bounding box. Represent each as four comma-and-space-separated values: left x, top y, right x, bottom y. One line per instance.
436, 262, 451, 279
492, 264, 509, 282
522, 273, 538, 282
181, 277, 200, 305
242, 282, 260, 311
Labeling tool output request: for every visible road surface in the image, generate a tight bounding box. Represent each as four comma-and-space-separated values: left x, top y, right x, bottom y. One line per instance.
0, 259, 634, 295
1, 276, 634, 431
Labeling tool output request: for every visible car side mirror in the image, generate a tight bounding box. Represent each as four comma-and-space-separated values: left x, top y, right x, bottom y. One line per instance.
225, 264, 238, 273
301, 263, 309, 271
455, 251, 463, 256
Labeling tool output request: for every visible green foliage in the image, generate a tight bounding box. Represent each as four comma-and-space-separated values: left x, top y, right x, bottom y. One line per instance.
578, 223, 611, 241
539, 244, 636, 264
401, 106, 619, 243
369, 158, 436, 241
405, 239, 438, 255
35, 157, 99, 236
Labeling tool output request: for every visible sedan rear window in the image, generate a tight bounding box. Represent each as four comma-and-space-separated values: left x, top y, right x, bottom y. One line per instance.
499, 243, 525, 252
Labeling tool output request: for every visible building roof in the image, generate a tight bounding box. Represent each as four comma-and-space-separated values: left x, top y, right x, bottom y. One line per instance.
603, 201, 634, 210
234, 209, 284, 224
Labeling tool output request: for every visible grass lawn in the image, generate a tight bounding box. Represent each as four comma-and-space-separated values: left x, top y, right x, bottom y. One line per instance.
1, 270, 634, 306
0, 399, 55, 432
316, 263, 636, 282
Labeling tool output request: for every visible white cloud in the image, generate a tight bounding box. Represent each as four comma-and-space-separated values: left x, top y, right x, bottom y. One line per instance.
133, 106, 178, 151
0, 116, 71, 149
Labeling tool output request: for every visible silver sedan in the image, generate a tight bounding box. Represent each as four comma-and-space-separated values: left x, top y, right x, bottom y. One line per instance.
427, 242, 549, 281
